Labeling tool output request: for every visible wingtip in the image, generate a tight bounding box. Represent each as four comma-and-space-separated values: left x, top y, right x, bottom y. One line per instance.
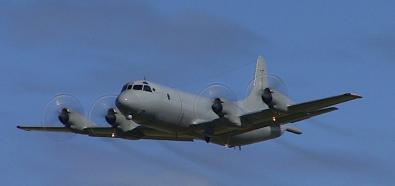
17, 125, 29, 131
346, 93, 363, 99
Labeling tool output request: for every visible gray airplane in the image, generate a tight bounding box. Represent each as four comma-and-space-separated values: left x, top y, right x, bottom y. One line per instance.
18, 56, 362, 148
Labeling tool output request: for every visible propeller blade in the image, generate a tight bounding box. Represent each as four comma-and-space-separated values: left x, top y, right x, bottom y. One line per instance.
43, 94, 84, 141
89, 95, 117, 127
194, 83, 244, 133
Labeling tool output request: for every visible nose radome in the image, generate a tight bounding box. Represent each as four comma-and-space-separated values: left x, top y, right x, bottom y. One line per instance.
116, 92, 130, 113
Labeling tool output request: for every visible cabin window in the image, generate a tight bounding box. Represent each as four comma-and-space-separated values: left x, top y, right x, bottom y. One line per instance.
143, 85, 152, 92
133, 85, 143, 90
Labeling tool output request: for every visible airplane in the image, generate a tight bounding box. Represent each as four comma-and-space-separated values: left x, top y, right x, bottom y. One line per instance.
17, 56, 362, 148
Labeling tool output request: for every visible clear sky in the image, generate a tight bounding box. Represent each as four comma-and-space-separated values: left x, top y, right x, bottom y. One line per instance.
1, 0, 394, 185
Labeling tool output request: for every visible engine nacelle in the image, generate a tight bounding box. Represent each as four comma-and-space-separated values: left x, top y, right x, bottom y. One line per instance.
228, 126, 283, 146
58, 108, 90, 131
262, 88, 292, 112
105, 108, 139, 132
210, 98, 242, 126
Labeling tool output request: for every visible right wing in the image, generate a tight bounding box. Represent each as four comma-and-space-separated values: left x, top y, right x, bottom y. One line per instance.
17, 126, 71, 132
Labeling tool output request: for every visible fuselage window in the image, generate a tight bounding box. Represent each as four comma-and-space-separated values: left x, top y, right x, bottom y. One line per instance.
167, 93, 171, 100
143, 85, 152, 92
133, 85, 143, 90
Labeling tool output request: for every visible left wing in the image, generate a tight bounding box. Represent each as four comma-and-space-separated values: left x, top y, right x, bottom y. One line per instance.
288, 93, 361, 112
242, 92, 361, 127
17, 125, 195, 142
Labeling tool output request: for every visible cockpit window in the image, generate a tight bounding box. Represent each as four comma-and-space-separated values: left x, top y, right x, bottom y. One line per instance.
121, 84, 128, 92
127, 85, 133, 90
133, 85, 143, 90
143, 85, 152, 92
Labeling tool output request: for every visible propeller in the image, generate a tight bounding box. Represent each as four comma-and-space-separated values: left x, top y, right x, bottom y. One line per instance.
247, 74, 289, 98
44, 94, 85, 126
249, 74, 292, 112
89, 95, 117, 127
89, 95, 137, 136
194, 83, 243, 120
267, 74, 289, 96
194, 83, 244, 143
43, 94, 85, 141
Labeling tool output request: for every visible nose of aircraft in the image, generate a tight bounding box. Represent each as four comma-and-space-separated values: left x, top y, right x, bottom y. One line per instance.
116, 92, 132, 114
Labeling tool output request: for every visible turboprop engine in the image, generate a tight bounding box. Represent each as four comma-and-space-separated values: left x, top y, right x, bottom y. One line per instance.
89, 96, 139, 132
262, 88, 291, 112
104, 108, 138, 132
44, 94, 91, 132
58, 108, 90, 131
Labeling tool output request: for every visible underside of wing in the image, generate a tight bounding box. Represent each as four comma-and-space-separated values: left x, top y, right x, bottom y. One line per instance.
136, 127, 195, 141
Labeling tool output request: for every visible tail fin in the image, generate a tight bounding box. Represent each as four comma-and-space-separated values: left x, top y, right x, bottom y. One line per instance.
239, 56, 268, 112
252, 56, 268, 91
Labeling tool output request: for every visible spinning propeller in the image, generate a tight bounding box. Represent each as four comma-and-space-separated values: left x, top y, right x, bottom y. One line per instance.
247, 74, 301, 135
194, 83, 244, 126
261, 74, 292, 112
44, 94, 83, 123
89, 95, 117, 127
89, 95, 136, 133
43, 94, 89, 140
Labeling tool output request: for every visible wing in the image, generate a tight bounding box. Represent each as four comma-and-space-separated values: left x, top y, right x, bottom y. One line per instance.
17, 126, 71, 132
288, 93, 362, 112
193, 93, 361, 136
17, 125, 195, 142
243, 93, 360, 124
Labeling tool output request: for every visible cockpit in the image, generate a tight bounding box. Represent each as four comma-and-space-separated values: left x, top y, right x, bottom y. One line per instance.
121, 81, 153, 93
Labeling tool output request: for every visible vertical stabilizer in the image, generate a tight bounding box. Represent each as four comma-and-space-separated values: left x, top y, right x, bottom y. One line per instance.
253, 56, 268, 91
239, 56, 269, 113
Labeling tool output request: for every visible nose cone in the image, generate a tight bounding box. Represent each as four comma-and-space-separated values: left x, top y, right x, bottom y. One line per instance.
116, 92, 131, 114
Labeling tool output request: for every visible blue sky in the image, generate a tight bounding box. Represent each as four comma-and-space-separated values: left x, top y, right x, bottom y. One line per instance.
1, 0, 394, 185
